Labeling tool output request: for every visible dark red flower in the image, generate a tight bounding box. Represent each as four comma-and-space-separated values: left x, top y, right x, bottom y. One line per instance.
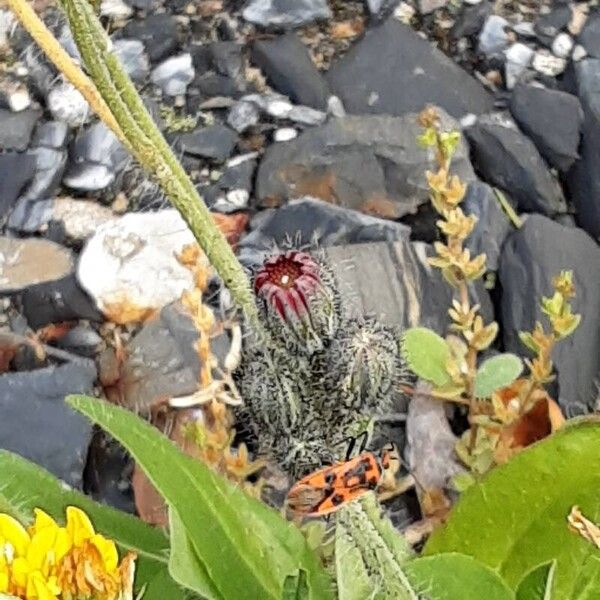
254, 251, 320, 320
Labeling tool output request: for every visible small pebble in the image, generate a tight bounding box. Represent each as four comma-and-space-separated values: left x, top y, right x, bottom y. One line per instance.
504, 43, 534, 89
551, 32, 574, 58
532, 50, 566, 76
394, 2, 416, 23
572, 44, 587, 62
274, 128, 298, 142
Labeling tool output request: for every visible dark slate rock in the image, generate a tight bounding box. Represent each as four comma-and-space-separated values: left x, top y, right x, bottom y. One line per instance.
0, 153, 36, 218
20, 147, 67, 202
56, 324, 103, 358
21, 273, 103, 328
242, 0, 331, 28
324, 240, 493, 334
251, 33, 331, 110
465, 116, 567, 216
0, 108, 41, 151
99, 301, 230, 413
499, 215, 600, 415
0, 361, 96, 487
578, 10, 600, 58
365, 0, 400, 19
193, 73, 242, 99
120, 14, 179, 63
568, 59, 600, 240
209, 42, 244, 80
450, 1, 492, 39
509, 84, 583, 172
201, 156, 256, 212
113, 39, 150, 82
237, 196, 410, 267
326, 19, 493, 118
31, 120, 69, 149
255, 111, 475, 217
463, 181, 512, 271
534, 5, 572, 46
179, 124, 238, 161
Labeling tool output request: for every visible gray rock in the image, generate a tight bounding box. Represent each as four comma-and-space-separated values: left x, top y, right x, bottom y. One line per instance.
327, 19, 493, 118
418, 0, 447, 15
0, 361, 96, 488
227, 101, 260, 133
31, 121, 69, 149
57, 324, 103, 358
0, 153, 37, 218
22, 273, 103, 328
450, 1, 492, 39
534, 5, 572, 46
237, 196, 410, 267
251, 33, 331, 109
287, 105, 327, 126
63, 122, 129, 192
463, 181, 512, 271
19, 147, 67, 202
504, 43, 534, 89
47, 81, 90, 127
510, 84, 583, 172
465, 116, 567, 216
151, 53, 195, 97
113, 39, 150, 82
324, 240, 493, 332
209, 42, 244, 80
568, 59, 600, 240
179, 124, 238, 161
499, 215, 600, 415
366, 0, 400, 17
255, 111, 475, 217
0, 108, 41, 151
478, 15, 510, 57
120, 14, 179, 63
242, 0, 331, 28
579, 11, 600, 59
99, 301, 230, 414
201, 155, 256, 212
0, 237, 74, 294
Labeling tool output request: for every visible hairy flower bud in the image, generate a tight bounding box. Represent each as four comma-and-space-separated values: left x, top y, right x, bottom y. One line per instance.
253, 251, 339, 355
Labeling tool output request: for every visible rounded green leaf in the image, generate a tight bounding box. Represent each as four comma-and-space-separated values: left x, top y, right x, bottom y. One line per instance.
401, 328, 452, 386
516, 561, 555, 600
424, 418, 600, 597
404, 553, 514, 600
474, 354, 523, 397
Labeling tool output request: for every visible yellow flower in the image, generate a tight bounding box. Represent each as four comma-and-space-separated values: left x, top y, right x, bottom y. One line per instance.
0, 507, 135, 600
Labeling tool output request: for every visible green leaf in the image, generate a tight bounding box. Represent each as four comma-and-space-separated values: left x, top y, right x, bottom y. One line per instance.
424, 418, 600, 597
573, 555, 600, 599
67, 395, 333, 600
404, 553, 514, 600
168, 507, 222, 599
516, 561, 556, 600
474, 353, 523, 397
335, 521, 372, 600
401, 328, 452, 386
0, 450, 175, 597
282, 570, 310, 600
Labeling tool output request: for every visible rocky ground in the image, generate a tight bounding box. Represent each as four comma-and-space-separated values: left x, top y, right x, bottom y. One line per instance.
0, 0, 599, 515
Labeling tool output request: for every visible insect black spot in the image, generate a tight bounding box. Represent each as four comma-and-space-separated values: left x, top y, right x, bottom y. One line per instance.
325, 472, 337, 485
331, 494, 344, 506
368, 477, 378, 489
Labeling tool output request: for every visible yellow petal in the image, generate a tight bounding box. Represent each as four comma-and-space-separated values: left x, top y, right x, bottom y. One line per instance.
0, 570, 8, 593
91, 534, 118, 572
0, 514, 30, 556
53, 528, 72, 562
27, 528, 57, 571
11, 556, 32, 588
66, 507, 95, 546
30, 510, 59, 535
30, 570, 60, 600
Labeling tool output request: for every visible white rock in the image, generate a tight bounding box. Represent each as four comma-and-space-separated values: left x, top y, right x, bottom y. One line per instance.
3, 82, 31, 112
274, 127, 298, 142
225, 189, 250, 209
463, 0, 482, 5
113, 39, 149, 81
504, 43, 534, 89
532, 50, 566, 77
52, 198, 117, 241
78, 210, 202, 322
512, 21, 536, 38
551, 32, 574, 59
327, 95, 346, 118
288, 105, 327, 126
47, 81, 90, 127
151, 54, 195, 97
100, 0, 133, 18
0, 9, 16, 48
393, 2, 416, 22
266, 98, 293, 118
478, 15, 510, 57
572, 44, 588, 62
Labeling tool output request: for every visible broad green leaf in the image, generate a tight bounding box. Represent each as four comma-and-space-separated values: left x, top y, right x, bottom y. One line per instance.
573, 555, 600, 599
168, 507, 222, 599
67, 395, 333, 600
424, 418, 600, 597
516, 561, 555, 600
474, 354, 523, 397
401, 328, 452, 386
404, 553, 514, 600
282, 570, 310, 600
335, 521, 372, 600
0, 450, 175, 597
